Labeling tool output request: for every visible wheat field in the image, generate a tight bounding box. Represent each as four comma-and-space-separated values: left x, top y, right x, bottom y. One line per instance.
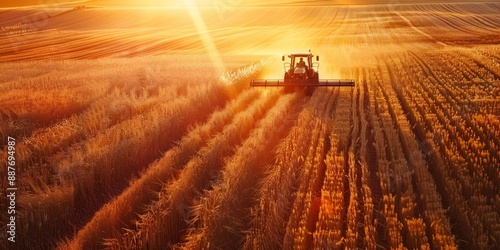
0, 1, 499, 249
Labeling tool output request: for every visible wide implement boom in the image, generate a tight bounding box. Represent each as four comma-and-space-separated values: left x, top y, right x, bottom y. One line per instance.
250, 79, 355, 87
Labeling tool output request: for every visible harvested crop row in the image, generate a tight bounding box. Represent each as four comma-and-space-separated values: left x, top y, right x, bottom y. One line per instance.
12, 73, 182, 187
377, 59, 456, 248
60, 88, 261, 249
107, 90, 282, 249
344, 75, 362, 249
17, 83, 225, 249
178, 92, 299, 249
313, 87, 353, 248
357, 71, 377, 249
392, 51, 497, 248
372, 64, 425, 248
243, 91, 334, 250
366, 68, 405, 249
14, 62, 265, 250
282, 89, 337, 249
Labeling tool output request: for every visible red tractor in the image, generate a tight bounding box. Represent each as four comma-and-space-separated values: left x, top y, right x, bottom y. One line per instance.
251, 50, 354, 93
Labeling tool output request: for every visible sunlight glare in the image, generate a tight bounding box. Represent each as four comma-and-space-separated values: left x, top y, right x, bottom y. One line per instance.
184, 0, 226, 76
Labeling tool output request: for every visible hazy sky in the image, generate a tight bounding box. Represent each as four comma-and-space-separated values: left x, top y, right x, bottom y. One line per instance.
0, 0, 483, 8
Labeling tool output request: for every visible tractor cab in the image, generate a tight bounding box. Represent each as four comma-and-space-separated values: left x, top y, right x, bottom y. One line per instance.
250, 49, 354, 90
282, 52, 320, 82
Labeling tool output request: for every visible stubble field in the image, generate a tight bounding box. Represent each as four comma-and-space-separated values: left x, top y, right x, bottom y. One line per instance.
0, 1, 499, 249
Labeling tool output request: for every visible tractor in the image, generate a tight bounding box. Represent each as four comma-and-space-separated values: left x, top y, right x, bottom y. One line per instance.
250, 50, 354, 94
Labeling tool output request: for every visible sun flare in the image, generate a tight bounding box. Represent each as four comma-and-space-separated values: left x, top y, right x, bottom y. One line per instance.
183, 0, 226, 75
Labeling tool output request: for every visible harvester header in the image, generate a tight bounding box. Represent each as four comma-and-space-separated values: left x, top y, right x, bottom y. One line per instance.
250, 50, 355, 91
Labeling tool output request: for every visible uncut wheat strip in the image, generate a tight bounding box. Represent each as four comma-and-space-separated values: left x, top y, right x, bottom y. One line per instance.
56, 60, 266, 196
343, 79, 362, 249
294, 124, 328, 249
178, 93, 299, 250
358, 69, 377, 249
404, 52, 499, 188
408, 53, 500, 244
367, 71, 405, 249
19, 84, 216, 242
107, 91, 280, 250
292, 90, 340, 249
243, 91, 333, 250
396, 64, 489, 248
58, 89, 260, 250
282, 90, 334, 249
373, 65, 424, 246
313, 89, 353, 248
382, 56, 461, 247
14, 84, 172, 176
16, 59, 264, 181
56, 83, 223, 195
19, 83, 226, 250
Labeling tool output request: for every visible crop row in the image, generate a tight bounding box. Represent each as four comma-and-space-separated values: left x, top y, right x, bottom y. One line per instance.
282, 89, 337, 249
376, 60, 457, 248
61, 88, 263, 249
243, 90, 331, 249
385, 51, 499, 248
0, 60, 265, 250
313, 88, 352, 248
178, 92, 299, 249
